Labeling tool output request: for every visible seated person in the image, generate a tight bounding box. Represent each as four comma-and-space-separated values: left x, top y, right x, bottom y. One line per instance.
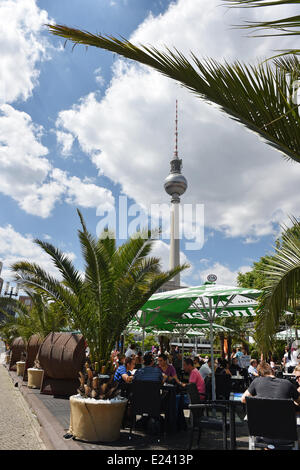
248, 359, 259, 380
291, 364, 300, 392
133, 352, 163, 383
179, 358, 206, 405
215, 358, 232, 376
134, 351, 143, 369
157, 353, 181, 385
242, 361, 300, 405
229, 357, 242, 375
114, 356, 135, 386
199, 357, 212, 380
193, 356, 204, 370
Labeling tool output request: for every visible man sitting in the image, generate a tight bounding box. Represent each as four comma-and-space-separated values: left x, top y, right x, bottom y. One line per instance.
133, 352, 163, 383
242, 361, 300, 404
180, 358, 206, 404
248, 359, 259, 381
199, 356, 212, 381
114, 356, 135, 386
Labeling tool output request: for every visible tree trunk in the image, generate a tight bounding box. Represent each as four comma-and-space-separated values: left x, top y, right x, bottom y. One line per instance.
227, 336, 232, 363
219, 333, 225, 359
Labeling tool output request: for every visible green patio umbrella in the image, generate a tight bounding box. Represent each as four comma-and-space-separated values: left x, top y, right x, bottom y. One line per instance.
140, 282, 261, 400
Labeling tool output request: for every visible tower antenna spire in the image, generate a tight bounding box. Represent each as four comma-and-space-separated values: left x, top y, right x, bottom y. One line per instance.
174, 99, 178, 158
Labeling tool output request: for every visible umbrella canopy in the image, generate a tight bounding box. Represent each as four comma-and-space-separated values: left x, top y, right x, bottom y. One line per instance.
141, 282, 261, 400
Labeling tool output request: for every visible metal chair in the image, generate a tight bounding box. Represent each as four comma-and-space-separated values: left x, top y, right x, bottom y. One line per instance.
129, 381, 165, 441
245, 397, 299, 450
188, 401, 228, 450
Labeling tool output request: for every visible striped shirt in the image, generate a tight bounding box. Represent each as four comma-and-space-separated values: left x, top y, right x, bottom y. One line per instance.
133, 366, 163, 382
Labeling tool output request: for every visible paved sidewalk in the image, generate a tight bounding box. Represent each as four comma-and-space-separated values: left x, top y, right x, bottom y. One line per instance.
0, 363, 46, 450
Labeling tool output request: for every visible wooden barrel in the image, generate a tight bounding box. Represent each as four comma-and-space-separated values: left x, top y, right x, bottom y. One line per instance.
23, 334, 43, 380
37, 332, 86, 396
9, 337, 26, 371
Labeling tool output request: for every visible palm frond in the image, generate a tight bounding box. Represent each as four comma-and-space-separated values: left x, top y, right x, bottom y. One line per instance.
222, 0, 300, 57
256, 216, 300, 352
48, 24, 300, 162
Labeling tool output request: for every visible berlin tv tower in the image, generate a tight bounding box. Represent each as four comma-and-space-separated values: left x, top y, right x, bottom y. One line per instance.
164, 101, 187, 286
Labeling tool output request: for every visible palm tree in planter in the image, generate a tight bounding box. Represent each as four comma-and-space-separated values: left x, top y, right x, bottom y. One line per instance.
12, 210, 188, 442
12, 209, 188, 377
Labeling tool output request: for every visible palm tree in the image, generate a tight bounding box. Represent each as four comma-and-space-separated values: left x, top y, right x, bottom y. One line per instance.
256, 216, 300, 354
223, 1, 300, 58
47, 24, 300, 163
0, 291, 68, 341
11, 210, 188, 371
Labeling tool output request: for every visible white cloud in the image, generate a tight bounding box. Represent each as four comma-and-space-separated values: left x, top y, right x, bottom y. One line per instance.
195, 262, 251, 287
56, 131, 74, 156
0, 105, 115, 217
55, 0, 300, 241
150, 239, 193, 282
0, 224, 76, 283
51, 168, 115, 211
0, 0, 52, 104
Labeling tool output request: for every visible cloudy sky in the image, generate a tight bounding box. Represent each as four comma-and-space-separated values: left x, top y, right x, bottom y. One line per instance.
0, 0, 299, 289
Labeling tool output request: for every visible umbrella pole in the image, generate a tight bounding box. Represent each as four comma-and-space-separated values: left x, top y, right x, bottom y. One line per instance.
142, 311, 145, 355
182, 336, 184, 370
210, 321, 216, 401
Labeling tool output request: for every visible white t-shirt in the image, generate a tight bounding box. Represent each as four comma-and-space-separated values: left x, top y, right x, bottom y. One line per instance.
199, 362, 211, 380
290, 349, 300, 367
125, 348, 136, 358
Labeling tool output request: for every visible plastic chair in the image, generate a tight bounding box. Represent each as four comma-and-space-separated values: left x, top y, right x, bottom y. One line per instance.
129, 381, 164, 441
245, 397, 299, 450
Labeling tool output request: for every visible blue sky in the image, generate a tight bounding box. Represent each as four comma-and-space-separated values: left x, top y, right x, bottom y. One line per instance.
1, 0, 300, 288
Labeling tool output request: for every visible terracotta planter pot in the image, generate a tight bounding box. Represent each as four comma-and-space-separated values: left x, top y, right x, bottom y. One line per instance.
69, 396, 128, 442
27, 368, 44, 389
16, 361, 25, 376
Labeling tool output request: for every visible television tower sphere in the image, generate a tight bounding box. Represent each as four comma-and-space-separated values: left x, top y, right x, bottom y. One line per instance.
164, 165, 187, 202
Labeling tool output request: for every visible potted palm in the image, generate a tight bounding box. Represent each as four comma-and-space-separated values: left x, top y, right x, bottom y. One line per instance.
12, 210, 188, 442
0, 292, 68, 387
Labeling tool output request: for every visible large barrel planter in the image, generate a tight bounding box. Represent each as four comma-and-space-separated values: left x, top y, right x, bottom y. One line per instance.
23, 334, 43, 381
69, 396, 128, 442
9, 337, 26, 371
37, 332, 86, 397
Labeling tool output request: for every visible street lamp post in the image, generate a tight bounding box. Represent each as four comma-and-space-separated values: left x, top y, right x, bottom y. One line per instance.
3, 282, 19, 299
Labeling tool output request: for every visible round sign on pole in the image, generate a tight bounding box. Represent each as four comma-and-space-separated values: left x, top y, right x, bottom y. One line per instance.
207, 274, 217, 283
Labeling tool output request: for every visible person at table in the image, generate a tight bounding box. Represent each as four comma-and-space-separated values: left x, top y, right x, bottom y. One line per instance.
179, 358, 206, 402
114, 356, 135, 386
193, 356, 204, 370
199, 356, 212, 380
241, 361, 300, 405
133, 352, 163, 383
125, 343, 136, 358
216, 359, 232, 376
229, 357, 242, 376
134, 351, 143, 369
157, 353, 181, 385
294, 365, 300, 394
248, 359, 259, 380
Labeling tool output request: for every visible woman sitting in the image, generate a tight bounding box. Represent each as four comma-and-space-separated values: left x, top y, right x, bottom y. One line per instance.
157, 353, 181, 385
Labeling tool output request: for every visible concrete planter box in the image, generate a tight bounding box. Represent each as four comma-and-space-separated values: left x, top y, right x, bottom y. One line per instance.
27, 368, 44, 389
16, 361, 26, 376
69, 395, 127, 442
